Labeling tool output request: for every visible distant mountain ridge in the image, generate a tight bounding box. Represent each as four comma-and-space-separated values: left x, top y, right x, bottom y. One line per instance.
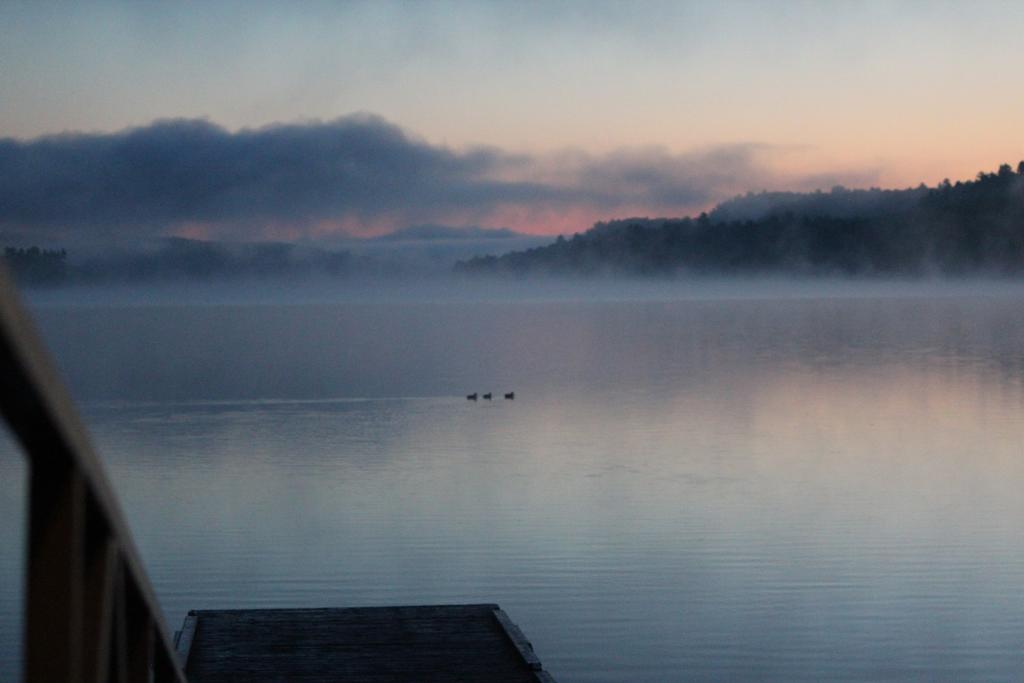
2, 228, 546, 286
457, 163, 1024, 277
708, 185, 928, 222
375, 225, 524, 241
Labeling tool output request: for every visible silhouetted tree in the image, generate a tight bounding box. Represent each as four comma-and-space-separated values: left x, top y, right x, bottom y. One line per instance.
3, 247, 68, 285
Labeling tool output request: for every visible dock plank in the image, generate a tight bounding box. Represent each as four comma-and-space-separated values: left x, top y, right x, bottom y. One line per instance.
182, 604, 554, 682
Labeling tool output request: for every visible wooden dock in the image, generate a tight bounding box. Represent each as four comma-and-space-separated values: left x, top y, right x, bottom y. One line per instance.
175, 604, 556, 682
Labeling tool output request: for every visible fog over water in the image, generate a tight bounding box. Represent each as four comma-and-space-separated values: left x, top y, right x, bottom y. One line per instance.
2, 280, 1024, 680
24, 274, 1024, 306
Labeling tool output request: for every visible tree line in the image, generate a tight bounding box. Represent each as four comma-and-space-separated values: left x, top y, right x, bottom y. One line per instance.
1, 239, 353, 287
457, 162, 1024, 276
3, 246, 68, 284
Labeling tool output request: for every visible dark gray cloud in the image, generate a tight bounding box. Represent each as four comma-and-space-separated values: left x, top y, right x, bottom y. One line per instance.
0, 115, 874, 242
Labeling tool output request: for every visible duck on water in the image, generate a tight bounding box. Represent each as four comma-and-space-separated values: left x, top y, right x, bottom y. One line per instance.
466, 392, 515, 400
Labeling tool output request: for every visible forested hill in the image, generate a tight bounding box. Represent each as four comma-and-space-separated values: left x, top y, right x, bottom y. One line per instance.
456, 163, 1024, 276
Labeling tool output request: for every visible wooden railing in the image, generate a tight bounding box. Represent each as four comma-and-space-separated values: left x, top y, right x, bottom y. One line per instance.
0, 269, 187, 682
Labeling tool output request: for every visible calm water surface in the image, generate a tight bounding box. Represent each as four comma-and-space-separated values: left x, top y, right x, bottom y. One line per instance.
2, 288, 1024, 680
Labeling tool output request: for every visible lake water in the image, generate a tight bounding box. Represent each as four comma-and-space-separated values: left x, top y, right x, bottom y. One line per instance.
2, 284, 1024, 680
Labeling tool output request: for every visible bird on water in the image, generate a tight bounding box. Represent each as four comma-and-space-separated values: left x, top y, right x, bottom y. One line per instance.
467, 391, 514, 400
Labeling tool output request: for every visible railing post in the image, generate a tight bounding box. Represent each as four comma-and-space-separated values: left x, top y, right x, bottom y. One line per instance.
110, 561, 129, 682
154, 644, 183, 683
126, 580, 154, 680
81, 515, 117, 682
24, 460, 85, 681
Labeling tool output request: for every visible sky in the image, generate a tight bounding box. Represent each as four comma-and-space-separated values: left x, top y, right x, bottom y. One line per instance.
2, 0, 1023, 242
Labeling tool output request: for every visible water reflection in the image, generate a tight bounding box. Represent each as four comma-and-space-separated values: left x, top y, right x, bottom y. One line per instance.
1, 292, 1024, 680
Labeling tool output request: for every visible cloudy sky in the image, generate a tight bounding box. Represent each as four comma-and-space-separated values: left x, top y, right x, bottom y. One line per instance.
2, 1, 1023, 241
